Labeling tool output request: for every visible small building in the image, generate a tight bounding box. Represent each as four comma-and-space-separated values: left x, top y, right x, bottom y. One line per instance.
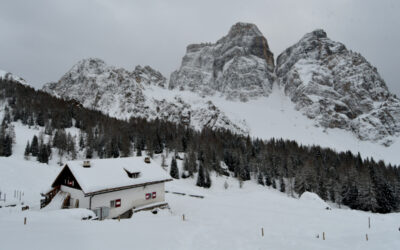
47, 157, 172, 219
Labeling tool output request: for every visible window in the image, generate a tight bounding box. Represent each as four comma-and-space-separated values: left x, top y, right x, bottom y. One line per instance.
124, 169, 140, 179
145, 193, 151, 200
145, 192, 157, 200
110, 199, 121, 208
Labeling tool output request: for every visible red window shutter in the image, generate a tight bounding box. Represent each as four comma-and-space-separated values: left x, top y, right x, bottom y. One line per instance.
145, 193, 151, 200
115, 199, 121, 207
152, 192, 156, 199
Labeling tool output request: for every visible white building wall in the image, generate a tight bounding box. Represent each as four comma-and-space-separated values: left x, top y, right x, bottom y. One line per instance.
60, 185, 89, 208
90, 182, 165, 218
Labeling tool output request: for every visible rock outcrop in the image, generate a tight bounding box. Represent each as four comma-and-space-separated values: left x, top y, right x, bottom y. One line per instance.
42, 58, 248, 135
169, 22, 275, 101
276, 30, 400, 144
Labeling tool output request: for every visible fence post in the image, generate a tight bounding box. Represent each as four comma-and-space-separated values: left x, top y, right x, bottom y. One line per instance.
118, 216, 120, 222
261, 227, 264, 237
182, 214, 185, 221
368, 217, 370, 229
366, 234, 368, 241
323, 232, 325, 240
24, 217, 26, 225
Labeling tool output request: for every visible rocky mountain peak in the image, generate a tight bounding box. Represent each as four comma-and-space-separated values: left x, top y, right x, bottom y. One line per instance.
70, 58, 108, 75
169, 22, 275, 101
276, 29, 400, 144
133, 65, 166, 87
217, 22, 263, 43
308, 29, 327, 39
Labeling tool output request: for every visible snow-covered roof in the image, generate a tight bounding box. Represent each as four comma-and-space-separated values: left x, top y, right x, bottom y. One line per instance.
63, 157, 171, 195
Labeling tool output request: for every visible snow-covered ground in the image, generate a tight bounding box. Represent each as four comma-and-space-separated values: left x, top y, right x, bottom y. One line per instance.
1, 151, 399, 250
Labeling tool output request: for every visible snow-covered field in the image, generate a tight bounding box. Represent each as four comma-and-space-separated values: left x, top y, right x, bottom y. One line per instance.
0, 152, 399, 250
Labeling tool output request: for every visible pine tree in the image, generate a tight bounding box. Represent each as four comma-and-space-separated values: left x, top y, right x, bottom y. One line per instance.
182, 154, 190, 178
37, 143, 49, 164
30, 135, 39, 157
79, 133, 85, 150
24, 141, 30, 159
280, 177, 286, 193
196, 163, 205, 187
265, 172, 272, 187
272, 179, 277, 189
86, 147, 93, 159
170, 157, 179, 179
204, 168, 212, 188
257, 172, 265, 186
135, 139, 143, 156
2, 135, 12, 157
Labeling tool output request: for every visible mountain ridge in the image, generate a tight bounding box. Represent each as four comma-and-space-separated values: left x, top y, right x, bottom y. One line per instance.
30, 22, 400, 147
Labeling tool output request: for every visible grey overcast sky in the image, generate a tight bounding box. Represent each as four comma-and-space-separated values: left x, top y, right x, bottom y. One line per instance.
0, 0, 399, 95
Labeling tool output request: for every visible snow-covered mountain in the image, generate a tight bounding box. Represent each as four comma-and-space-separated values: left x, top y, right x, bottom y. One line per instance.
41, 22, 400, 162
169, 22, 275, 102
0, 69, 27, 85
42, 58, 247, 134
276, 29, 400, 145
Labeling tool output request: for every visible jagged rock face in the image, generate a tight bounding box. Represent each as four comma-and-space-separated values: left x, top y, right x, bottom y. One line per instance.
43, 58, 166, 114
42, 58, 247, 135
169, 22, 275, 101
276, 30, 400, 144
133, 65, 166, 87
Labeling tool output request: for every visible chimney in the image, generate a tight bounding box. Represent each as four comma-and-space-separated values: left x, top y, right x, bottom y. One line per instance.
83, 160, 91, 168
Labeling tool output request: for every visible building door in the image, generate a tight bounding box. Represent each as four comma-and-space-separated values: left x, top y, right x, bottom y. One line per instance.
75, 199, 79, 208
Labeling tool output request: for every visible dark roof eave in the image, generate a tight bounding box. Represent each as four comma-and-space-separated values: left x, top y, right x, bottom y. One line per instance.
83, 178, 173, 197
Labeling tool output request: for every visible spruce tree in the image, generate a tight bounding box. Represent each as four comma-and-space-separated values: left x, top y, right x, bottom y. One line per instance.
37, 143, 49, 164
257, 172, 265, 186
272, 179, 277, 189
265, 172, 272, 187
30, 135, 39, 157
280, 177, 286, 193
24, 141, 30, 158
182, 155, 190, 178
86, 147, 93, 159
170, 157, 179, 179
204, 168, 212, 188
196, 163, 205, 187
2, 135, 12, 157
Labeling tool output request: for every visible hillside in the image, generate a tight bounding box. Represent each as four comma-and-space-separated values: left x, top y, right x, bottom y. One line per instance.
1, 78, 400, 214
0, 153, 399, 250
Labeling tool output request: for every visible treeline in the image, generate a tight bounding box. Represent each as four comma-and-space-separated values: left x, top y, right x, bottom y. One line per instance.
0, 78, 399, 213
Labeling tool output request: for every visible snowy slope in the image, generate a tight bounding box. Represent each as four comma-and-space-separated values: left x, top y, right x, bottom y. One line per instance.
0, 153, 399, 250
143, 84, 400, 165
